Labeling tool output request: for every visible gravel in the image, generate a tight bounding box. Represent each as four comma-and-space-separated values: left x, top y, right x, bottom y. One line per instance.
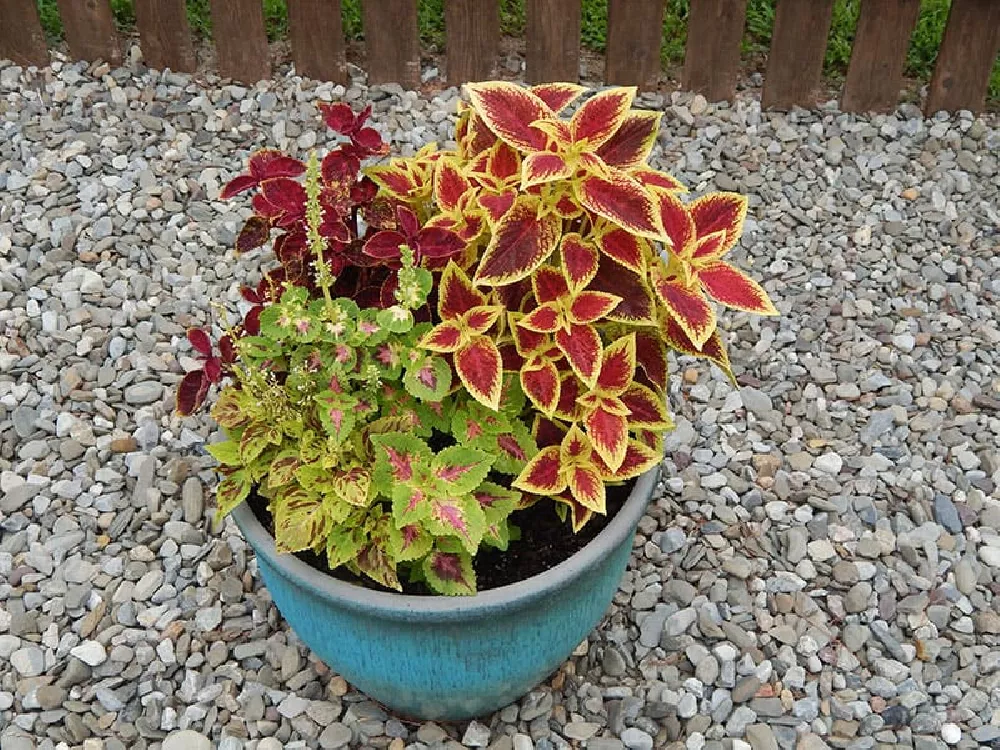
2, 49, 999, 750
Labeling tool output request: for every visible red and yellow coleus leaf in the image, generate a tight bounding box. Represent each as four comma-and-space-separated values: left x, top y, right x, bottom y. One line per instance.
633, 168, 687, 193
660, 312, 735, 384
513, 425, 606, 513
569, 86, 636, 149
474, 196, 562, 286
559, 233, 599, 293
455, 335, 504, 410
465, 81, 555, 153
577, 171, 664, 240
530, 82, 586, 113
592, 438, 662, 481
438, 261, 488, 320
520, 357, 561, 416
595, 110, 661, 170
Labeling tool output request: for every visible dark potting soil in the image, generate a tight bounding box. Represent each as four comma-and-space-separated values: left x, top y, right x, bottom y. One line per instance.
247, 480, 633, 595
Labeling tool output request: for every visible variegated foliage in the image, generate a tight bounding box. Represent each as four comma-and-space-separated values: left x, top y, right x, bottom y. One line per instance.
371, 82, 777, 531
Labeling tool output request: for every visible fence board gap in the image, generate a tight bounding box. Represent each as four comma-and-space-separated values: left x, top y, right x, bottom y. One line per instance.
682, 0, 747, 101
606, 0, 665, 89
288, 0, 347, 83
841, 0, 920, 112
526, 0, 581, 84
925, 0, 1000, 114
361, 0, 420, 87
210, 0, 270, 82
762, 0, 835, 109
134, 0, 196, 73
0, 0, 48, 67
445, 0, 499, 84
56, 0, 120, 65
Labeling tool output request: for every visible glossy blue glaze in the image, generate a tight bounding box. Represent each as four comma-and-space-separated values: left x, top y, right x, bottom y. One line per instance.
231, 470, 656, 721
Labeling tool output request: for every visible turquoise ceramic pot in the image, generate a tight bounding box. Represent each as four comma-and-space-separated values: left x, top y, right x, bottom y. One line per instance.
230, 469, 657, 721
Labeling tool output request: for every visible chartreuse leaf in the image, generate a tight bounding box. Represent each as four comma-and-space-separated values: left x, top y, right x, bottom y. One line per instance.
432, 446, 492, 494
422, 538, 476, 596
267, 451, 301, 489
211, 390, 248, 429
425, 494, 486, 554
489, 420, 537, 475
240, 422, 281, 463
377, 305, 414, 333
215, 469, 251, 518
238, 336, 282, 359
273, 486, 328, 554
207, 439, 242, 467
330, 467, 372, 508
355, 512, 400, 591
326, 512, 367, 568
403, 354, 452, 402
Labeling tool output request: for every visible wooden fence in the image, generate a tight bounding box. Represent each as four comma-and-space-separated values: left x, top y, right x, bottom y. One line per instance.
1, 0, 998, 113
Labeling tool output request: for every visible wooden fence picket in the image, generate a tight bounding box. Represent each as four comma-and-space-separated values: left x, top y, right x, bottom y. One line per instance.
605, 0, 666, 90
361, 0, 420, 87
762, 0, 835, 109
134, 0, 196, 73
925, 0, 1000, 114
445, 0, 499, 84
209, 0, 270, 82
682, 0, 748, 101
0, 0, 48, 67
526, 0, 581, 84
288, 0, 348, 83
841, 0, 920, 112
56, 0, 120, 65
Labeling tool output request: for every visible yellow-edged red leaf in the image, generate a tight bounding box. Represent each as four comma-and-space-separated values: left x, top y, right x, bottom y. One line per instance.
658, 190, 696, 253
595, 438, 661, 480
514, 446, 566, 494
635, 331, 668, 390
698, 262, 778, 315
585, 406, 628, 473
531, 82, 586, 113
556, 323, 602, 387
466, 81, 553, 153
421, 321, 465, 352
591, 256, 657, 325
620, 383, 672, 427
568, 464, 605, 513
560, 233, 599, 292
652, 269, 717, 349
519, 302, 562, 333
522, 152, 573, 189
633, 168, 687, 193
597, 334, 636, 395
532, 265, 571, 304
455, 336, 503, 410
434, 157, 471, 213
510, 312, 551, 355
571, 87, 636, 148
438, 261, 487, 320
689, 192, 747, 254
577, 172, 663, 240
520, 359, 561, 415
570, 290, 621, 325
365, 163, 425, 201
596, 226, 648, 274
478, 189, 516, 225
464, 305, 503, 334
555, 372, 583, 421
660, 314, 733, 382
474, 197, 562, 286
595, 110, 661, 170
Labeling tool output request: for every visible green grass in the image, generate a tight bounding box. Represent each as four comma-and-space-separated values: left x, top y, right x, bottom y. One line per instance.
34, 0, 1000, 100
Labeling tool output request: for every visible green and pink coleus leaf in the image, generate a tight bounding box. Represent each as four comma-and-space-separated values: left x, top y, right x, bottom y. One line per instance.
315, 390, 358, 445
371, 432, 433, 491
422, 539, 476, 596
432, 445, 493, 494
389, 523, 434, 562
402, 354, 452, 402
425, 493, 487, 554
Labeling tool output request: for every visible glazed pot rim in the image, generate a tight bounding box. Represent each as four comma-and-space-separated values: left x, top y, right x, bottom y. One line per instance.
231, 468, 657, 621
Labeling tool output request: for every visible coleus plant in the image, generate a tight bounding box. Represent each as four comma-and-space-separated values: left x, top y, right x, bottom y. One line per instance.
177, 84, 776, 596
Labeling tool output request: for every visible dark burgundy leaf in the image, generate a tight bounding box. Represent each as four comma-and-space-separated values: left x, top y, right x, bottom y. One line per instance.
176, 371, 208, 416
187, 328, 213, 357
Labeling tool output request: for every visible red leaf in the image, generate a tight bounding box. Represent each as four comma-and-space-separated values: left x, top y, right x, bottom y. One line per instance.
569, 291, 621, 325
585, 407, 629, 473
527, 271, 566, 310
456, 336, 503, 410
689, 192, 747, 254
556, 323, 602, 387
322, 150, 361, 183
698, 262, 778, 315
597, 334, 636, 394
693, 229, 727, 261
595, 439, 661, 480
577, 172, 662, 239
220, 174, 259, 201
514, 446, 565, 494
590, 256, 656, 325
510, 315, 550, 355
487, 142, 521, 182
474, 198, 562, 286
236, 216, 270, 254
249, 149, 306, 180
597, 227, 647, 274
478, 190, 516, 224
353, 127, 384, 152
658, 190, 696, 254
520, 359, 561, 414
633, 168, 687, 193
219, 335, 236, 364
530, 82, 585, 113
187, 328, 213, 357
416, 227, 464, 260
571, 87, 635, 148
635, 332, 668, 390
560, 234, 599, 292
421, 321, 465, 353
522, 153, 572, 188
203, 357, 223, 383
363, 230, 405, 261
555, 373, 583, 421
466, 82, 553, 153
319, 102, 357, 133
652, 270, 716, 349
660, 315, 733, 380
518, 303, 561, 333
260, 178, 306, 217
595, 110, 661, 170
533, 416, 567, 448
568, 464, 605, 513
438, 262, 487, 321
435, 158, 471, 212
620, 383, 672, 427
464, 306, 502, 334
176, 370, 208, 416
